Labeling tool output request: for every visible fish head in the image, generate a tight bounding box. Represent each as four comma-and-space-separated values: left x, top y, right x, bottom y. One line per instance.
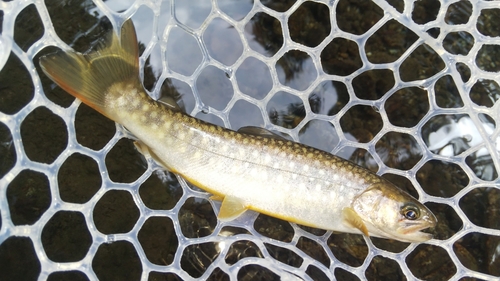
351, 181, 437, 242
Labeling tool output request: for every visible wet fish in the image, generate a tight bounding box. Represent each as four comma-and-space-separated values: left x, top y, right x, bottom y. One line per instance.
39, 20, 437, 242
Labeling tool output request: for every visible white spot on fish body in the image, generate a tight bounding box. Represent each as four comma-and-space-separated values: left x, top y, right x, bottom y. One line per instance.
130, 112, 138, 120
289, 162, 295, 169
179, 145, 187, 153
292, 174, 298, 180
264, 154, 272, 164
303, 165, 310, 172
142, 104, 150, 111
252, 150, 259, 158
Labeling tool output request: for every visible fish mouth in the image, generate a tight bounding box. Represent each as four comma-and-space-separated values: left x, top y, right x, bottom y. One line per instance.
398, 228, 433, 242
396, 216, 437, 242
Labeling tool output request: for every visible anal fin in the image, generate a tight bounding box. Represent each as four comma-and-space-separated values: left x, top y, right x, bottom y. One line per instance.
342, 207, 369, 236
218, 196, 247, 221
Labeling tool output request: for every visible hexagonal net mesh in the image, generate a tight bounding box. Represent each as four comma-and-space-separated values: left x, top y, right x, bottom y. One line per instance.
1, 0, 500, 280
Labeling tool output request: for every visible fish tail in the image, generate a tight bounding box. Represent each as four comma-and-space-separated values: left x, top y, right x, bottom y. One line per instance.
39, 19, 140, 119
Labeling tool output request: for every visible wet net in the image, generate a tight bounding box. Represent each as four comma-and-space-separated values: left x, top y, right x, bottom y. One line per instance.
1, 0, 499, 280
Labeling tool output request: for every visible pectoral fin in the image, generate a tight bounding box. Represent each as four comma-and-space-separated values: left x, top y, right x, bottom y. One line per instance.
342, 207, 369, 236
218, 196, 247, 221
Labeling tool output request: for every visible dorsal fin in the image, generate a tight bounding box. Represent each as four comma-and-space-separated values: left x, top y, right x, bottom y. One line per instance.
159, 95, 182, 112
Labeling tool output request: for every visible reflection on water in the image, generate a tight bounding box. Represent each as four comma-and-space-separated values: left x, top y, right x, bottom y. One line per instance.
336, 147, 379, 173
299, 119, 339, 152
422, 114, 488, 156
203, 18, 243, 66
340, 105, 383, 143
375, 132, 423, 171
196, 65, 234, 110
174, 0, 211, 29
422, 114, 498, 181
466, 148, 498, 181
166, 27, 203, 76
266, 91, 305, 129
276, 50, 317, 91
309, 80, 349, 116
229, 100, 265, 130
244, 12, 283, 57
470, 79, 500, 107
235, 57, 273, 100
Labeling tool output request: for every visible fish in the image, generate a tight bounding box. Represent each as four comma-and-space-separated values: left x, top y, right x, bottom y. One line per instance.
39, 19, 437, 243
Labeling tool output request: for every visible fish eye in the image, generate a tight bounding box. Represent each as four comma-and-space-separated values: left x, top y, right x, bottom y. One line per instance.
401, 204, 420, 220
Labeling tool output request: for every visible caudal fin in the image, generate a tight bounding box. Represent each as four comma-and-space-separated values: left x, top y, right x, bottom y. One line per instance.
39, 19, 140, 118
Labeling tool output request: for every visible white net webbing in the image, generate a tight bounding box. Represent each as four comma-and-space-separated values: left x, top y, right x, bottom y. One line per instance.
1, 0, 500, 280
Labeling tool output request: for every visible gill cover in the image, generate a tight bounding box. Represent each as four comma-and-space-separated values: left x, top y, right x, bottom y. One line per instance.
351, 182, 437, 242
